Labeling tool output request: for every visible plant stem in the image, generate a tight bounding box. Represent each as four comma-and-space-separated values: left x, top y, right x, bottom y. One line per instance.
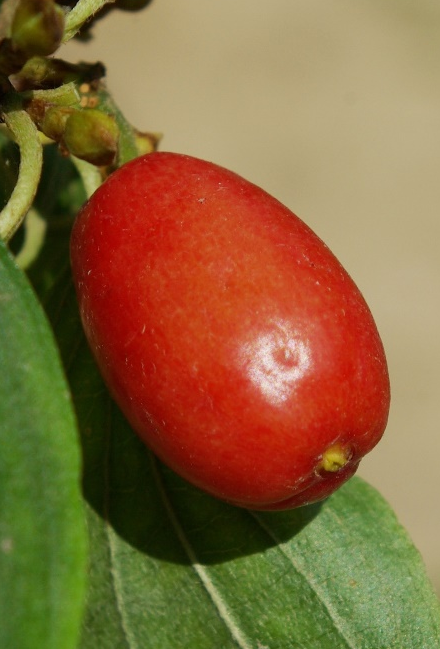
22, 82, 80, 107
62, 0, 113, 42
71, 155, 102, 198
0, 99, 42, 242
14, 207, 46, 269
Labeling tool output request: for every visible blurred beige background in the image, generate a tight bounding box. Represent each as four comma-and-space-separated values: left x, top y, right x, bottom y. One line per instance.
64, 0, 440, 594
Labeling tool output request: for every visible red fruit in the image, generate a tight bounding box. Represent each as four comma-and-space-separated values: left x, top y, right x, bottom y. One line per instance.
70, 152, 390, 510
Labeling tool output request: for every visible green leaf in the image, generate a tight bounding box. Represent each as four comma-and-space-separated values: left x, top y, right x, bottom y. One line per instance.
41, 258, 440, 649
0, 241, 87, 649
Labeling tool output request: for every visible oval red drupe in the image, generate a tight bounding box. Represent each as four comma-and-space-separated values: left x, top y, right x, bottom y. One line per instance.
70, 152, 390, 510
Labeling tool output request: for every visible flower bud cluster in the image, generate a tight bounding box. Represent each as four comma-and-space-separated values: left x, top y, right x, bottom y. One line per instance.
0, 0, 159, 178
0, 0, 64, 76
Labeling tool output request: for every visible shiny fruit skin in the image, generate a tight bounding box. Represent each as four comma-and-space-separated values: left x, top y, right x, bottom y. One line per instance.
70, 152, 390, 510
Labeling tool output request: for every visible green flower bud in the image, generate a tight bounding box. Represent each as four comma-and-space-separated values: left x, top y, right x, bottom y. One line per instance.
41, 105, 75, 141
11, 0, 65, 58
134, 129, 161, 156
63, 109, 119, 166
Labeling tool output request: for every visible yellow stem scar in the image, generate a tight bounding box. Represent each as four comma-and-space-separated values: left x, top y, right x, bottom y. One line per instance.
320, 445, 351, 473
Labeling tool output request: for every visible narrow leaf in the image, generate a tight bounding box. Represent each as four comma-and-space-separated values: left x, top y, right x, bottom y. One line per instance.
0, 241, 87, 649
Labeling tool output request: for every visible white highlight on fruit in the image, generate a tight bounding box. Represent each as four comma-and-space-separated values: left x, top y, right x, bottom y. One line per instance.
240, 320, 311, 406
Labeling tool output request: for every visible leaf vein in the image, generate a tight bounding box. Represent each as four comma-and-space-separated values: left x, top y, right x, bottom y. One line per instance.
250, 511, 358, 649
151, 458, 254, 649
